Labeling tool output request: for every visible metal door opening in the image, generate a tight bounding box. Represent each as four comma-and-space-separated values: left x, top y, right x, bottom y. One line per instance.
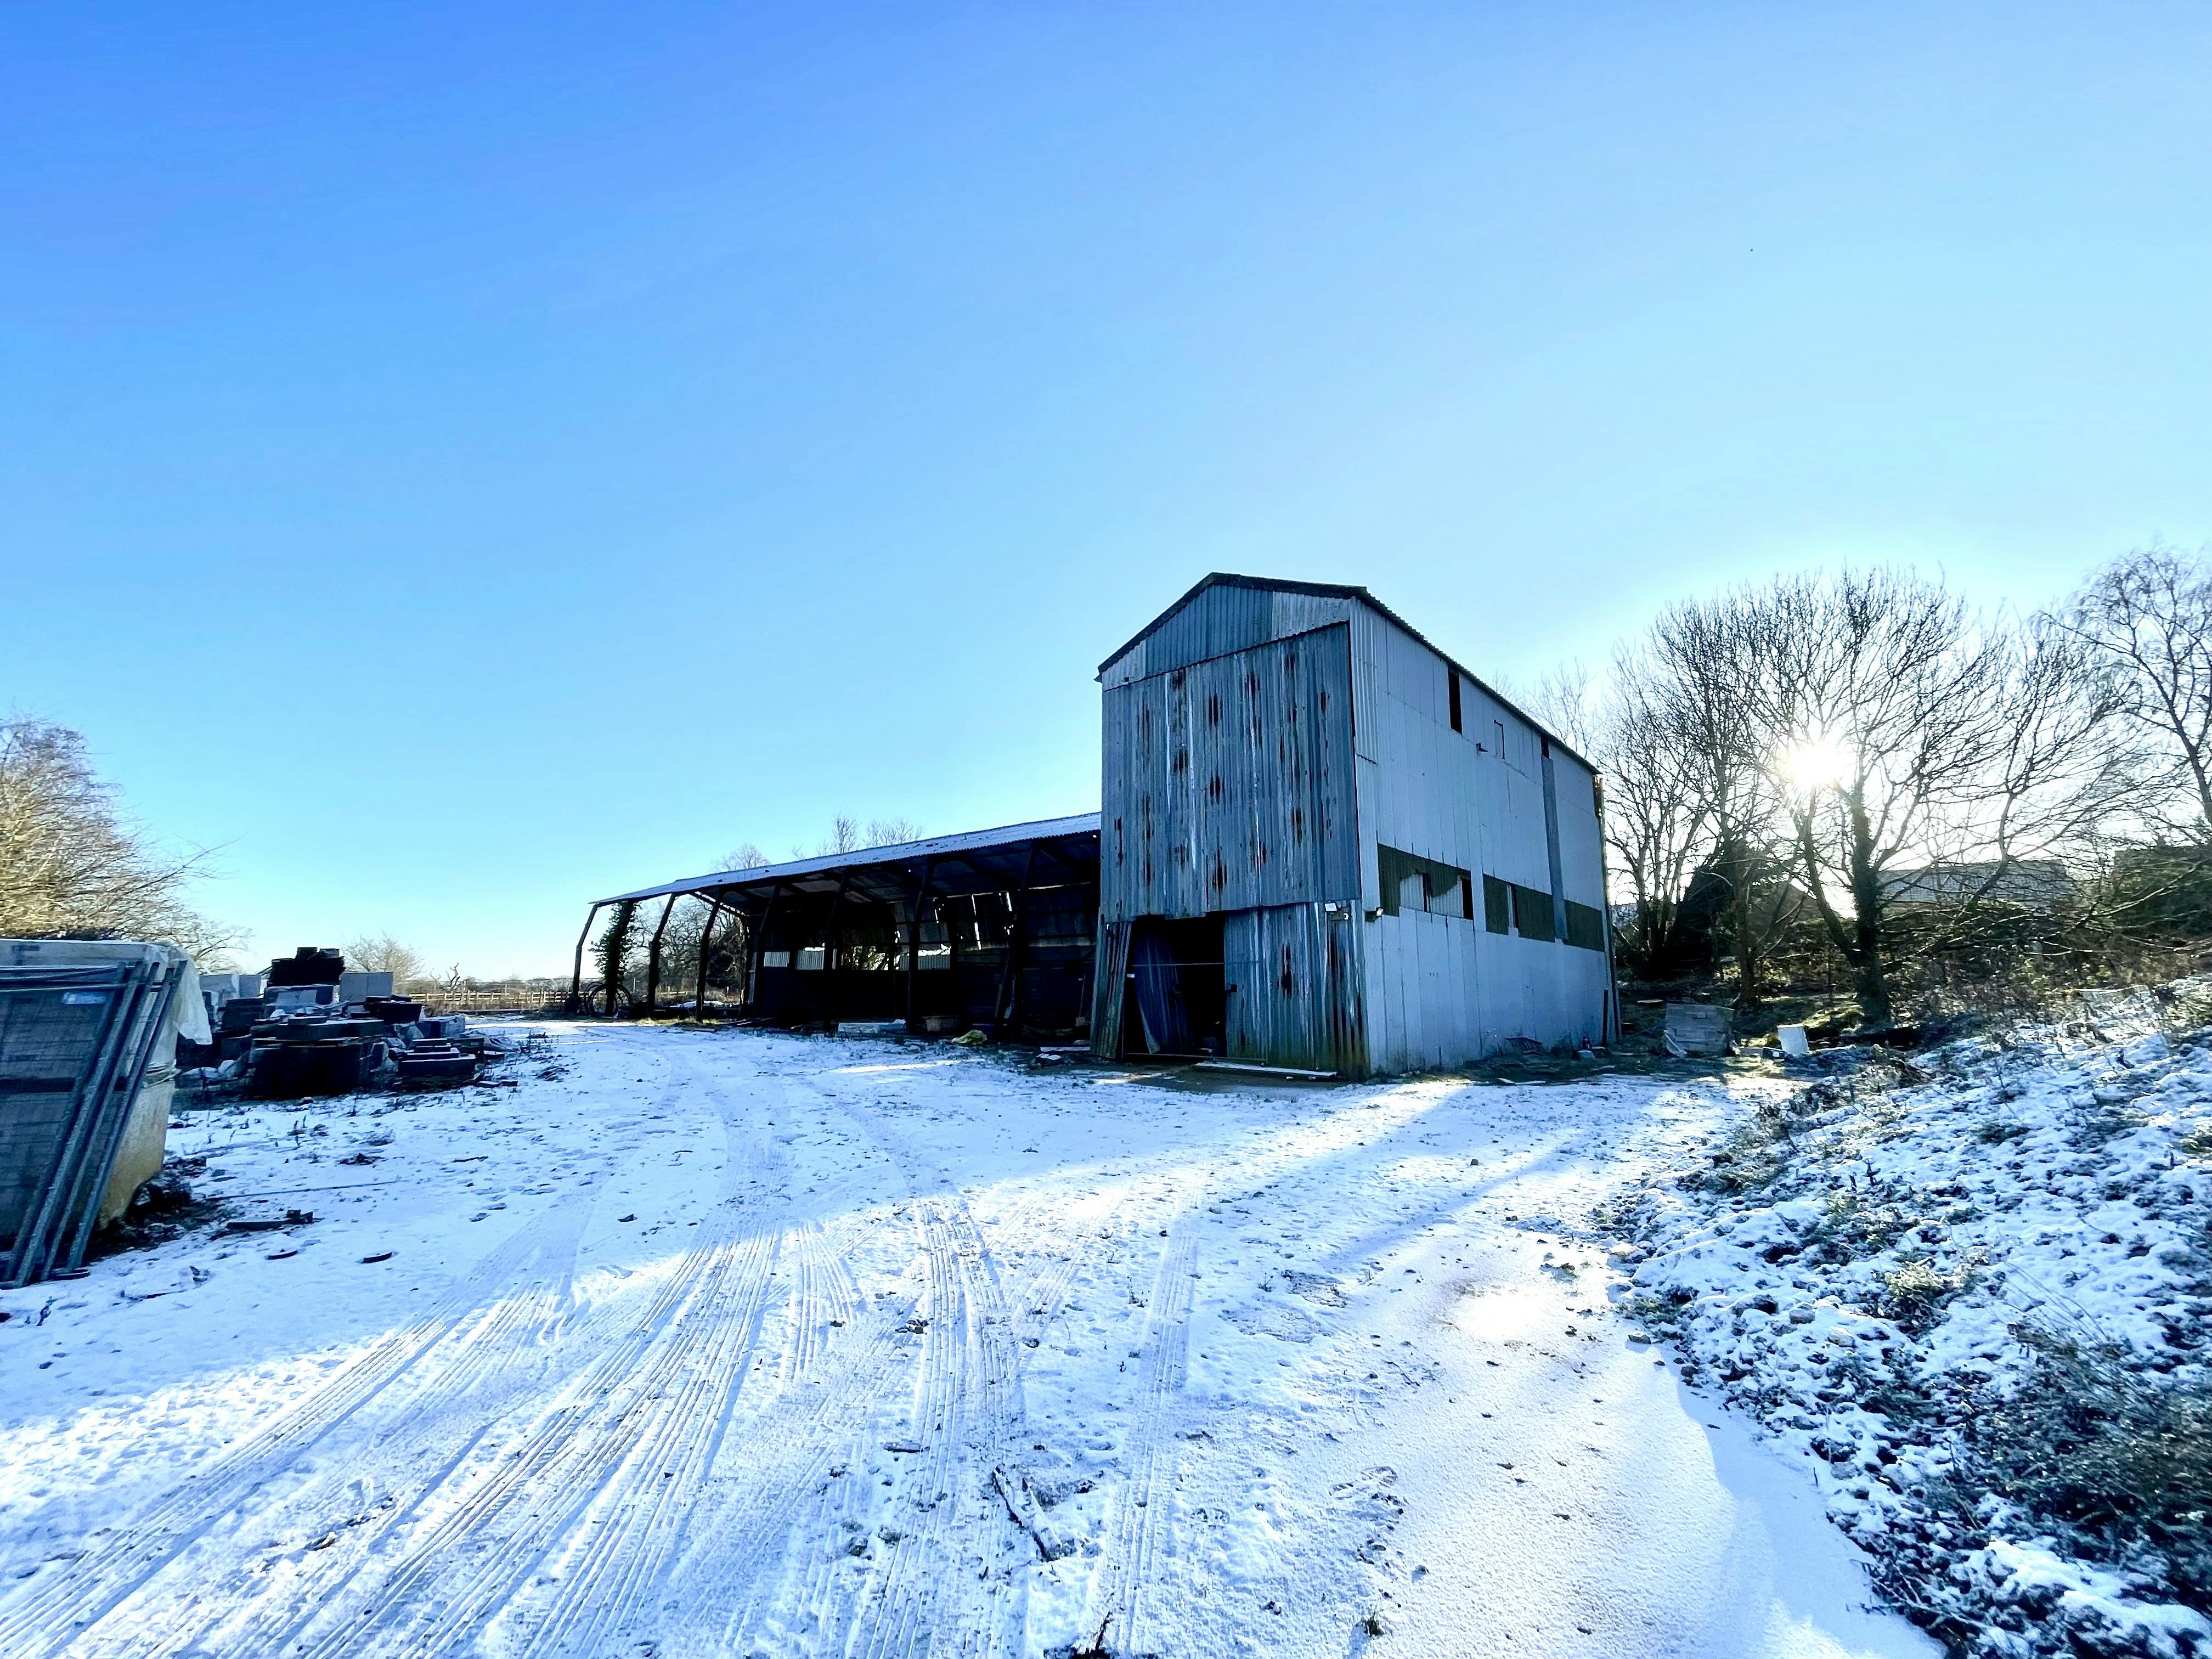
1120, 915, 1226, 1058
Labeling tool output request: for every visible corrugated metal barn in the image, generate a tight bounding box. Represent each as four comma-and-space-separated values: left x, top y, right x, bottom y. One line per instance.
586, 816, 1101, 1035
1090, 574, 1613, 1076
582, 573, 1611, 1076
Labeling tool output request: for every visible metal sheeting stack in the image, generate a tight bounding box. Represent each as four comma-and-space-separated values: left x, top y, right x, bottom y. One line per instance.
1, 945, 189, 1287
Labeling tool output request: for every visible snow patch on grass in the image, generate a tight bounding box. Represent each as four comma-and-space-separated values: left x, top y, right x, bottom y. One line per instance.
1613, 991, 2212, 1657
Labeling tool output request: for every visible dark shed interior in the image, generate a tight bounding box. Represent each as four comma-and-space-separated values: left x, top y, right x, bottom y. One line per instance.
577, 815, 1100, 1037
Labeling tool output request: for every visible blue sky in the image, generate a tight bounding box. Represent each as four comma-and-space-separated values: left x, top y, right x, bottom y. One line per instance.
6, 3, 2209, 977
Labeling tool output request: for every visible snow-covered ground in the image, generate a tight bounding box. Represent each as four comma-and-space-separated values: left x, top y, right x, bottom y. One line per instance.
0, 1024, 1933, 1658
1623, 1001, 2212, 1658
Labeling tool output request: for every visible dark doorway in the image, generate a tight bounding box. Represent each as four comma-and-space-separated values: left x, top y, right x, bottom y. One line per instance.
1121, 914, 1226, 1057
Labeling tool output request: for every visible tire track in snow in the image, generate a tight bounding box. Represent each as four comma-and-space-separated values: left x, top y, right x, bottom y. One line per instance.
821, 1199, 1035, 1659
803, 1068, 1138, 1658
697, 1217, 908, 1656
277, 1209, 776, 1656
0, 1192, 594, 1659
495, 1041, 807, 1658
788, 1080, 1020, 1658
653, 1076, 964, 1657
494, 1216, 782, 1658
938, 1194, 1037, 1659
69, 1232, 601, 1659
840, 1195, 977, 1659
1085, 1208, 1199, 1659
272, 1061, 784, 1659
500, 1066, 853, 1657
1008, 1189, 1134, 1356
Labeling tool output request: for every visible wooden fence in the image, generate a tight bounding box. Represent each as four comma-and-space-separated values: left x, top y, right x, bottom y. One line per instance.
410, 987, 566, 1016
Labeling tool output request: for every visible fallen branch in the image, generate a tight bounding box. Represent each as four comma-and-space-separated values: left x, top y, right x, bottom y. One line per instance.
990, 1465, 1065, 1561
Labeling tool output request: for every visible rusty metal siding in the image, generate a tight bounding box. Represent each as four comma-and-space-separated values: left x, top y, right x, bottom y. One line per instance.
1090, 918, 1133, 1057
1222, 901, 1367, 1074
1100, 588, 1357, 690
1096, 576, 1607, 1074
1100, 623, 1358, 923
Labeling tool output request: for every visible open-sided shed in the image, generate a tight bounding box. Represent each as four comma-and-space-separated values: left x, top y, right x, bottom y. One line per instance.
578, 815, 1100, 1035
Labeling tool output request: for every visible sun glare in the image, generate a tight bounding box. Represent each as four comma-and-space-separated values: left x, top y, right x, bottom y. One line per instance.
1783, 735, 1850, 791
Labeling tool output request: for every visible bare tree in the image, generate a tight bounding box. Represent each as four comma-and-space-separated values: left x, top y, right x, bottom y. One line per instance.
653, 893, 748, 1008
1510, 662, 1598, 754
1968, 615, 2147, 872
1579, 599, 1799, 998
1647, 588, 1802, 1004
343, 932, 431, 990
0, 718, 233, 961
1764, 572, 2000, 1025
720, 842, 768, 873
1588, 646, 1711, 972
1763, 572, 2137, 1026
794, 816, 922, 859
2062, 544, 2212, 834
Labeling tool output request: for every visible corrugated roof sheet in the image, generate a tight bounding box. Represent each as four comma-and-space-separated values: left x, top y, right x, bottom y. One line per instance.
596, 812, 1102, 906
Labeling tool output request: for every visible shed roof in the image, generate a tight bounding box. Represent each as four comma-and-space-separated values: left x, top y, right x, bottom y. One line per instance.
1097, 572, 1595, 774
596, 812, 1102, 907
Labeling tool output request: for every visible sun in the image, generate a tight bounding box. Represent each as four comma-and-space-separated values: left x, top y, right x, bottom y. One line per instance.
1782, 734, 1850, 791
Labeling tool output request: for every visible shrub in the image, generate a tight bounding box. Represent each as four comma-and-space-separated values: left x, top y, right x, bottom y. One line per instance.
1806, 1188, 1923, 1266
1878, 1257, 1971, 1335
1962, 1324, 2212, 1613
1703, 1119, 1793, 1193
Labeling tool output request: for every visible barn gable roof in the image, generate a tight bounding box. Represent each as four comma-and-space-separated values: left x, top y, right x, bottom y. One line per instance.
1097, 573, 1594, 773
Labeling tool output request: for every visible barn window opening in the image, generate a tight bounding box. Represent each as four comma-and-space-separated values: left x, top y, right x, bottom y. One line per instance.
1509, 884, 1554, 941
1564, 900, 1607, 952
1377, 846, 1475, 918
1448, 672, 1463, 733
1483, 876, 1510, 934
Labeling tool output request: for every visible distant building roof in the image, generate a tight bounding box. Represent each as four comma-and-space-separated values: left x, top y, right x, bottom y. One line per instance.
1884, 860, 2076, 909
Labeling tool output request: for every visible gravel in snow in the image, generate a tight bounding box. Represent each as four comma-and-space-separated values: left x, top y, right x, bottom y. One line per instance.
0, 1023, 1932, 1658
